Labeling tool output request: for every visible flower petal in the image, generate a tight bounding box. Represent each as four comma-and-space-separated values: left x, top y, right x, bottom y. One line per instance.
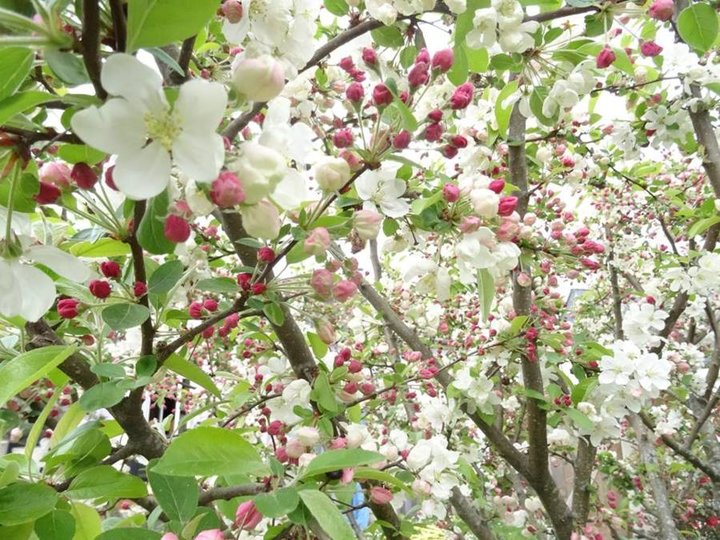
13, 263, 56, 322
380, 198, 409, 218
71, 99, 147, 155
272, 169, 307, 210
172, 131, 224, 182
0, 260, 22, 319
355, 171, 380, 200
101, 53, 165, 110
222, 18, 250, 43
26, 245, 90, 282
114, 141, 171, 200
176, 80, 227, 133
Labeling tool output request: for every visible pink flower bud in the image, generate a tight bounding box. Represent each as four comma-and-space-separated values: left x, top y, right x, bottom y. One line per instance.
232, 55, 285, 102
304, 227, 331, 256
58, 298, 80, 319
369, 486, 393, 505
194, 530, 224, 540
71, 162, 97, 189
596, 46, 616, 69
459, 216, 481, 233
516, 272, 532, 287
360, 382, 375, 395
222, 0, 243, 23
415, 48, 430, 64
203, 298, 218, 312
346, 82, 365, 103
341, 467, 354, 484
210, 171, 245, 208
286, 438, 305, 458
392, 130, 411, 150
235, 501, 262, 530
424, 123, 443, 142
640, 40, 663, 57
316, 319, 336, 344
372, 83, 393, 107
354, 209, 383, 240
39, 161, 72, 187
333, 280, 358, 302
488, 179, 505, 194
427, 109, 443, 123
450, 82, 473, 110
105, 166, 118, 190
330, 437, 347, 449
648, 0, 674, 21
497, 196, 518, 216
339, 56, 354, 71
332, 129, 354, 149
134, 281, 147, 297
189, 301, 204, 319
431, 49, 454, 72
164, 214, 192, 243
161, 534, 180, 540
442, 183, 460, 202
450, 135, 468, 148
311, 268, 334, 298
362, 47, 378, 65
408, 62, 429, 88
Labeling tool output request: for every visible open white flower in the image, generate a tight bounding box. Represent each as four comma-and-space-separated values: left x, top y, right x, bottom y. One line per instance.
466, 8, 497, 49
71, 54, 227, 200
0, 244, 89, 322
355, 167, 409, 218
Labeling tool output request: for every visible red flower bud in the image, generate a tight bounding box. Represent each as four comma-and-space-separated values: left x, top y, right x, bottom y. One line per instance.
35, 181, 61, 205
71, 162, 97, 189
372, 83, 393, 107
346, 82, 365, 103
442, 183, 460, 202
251, 282, 267, 295
89, 279, 112, 299
332, 129, 354, 149
57, 298, 80, 319
100, 260, 121, 279
133, 281, 147, 297
257, 246, 275, 262
210, 171, 245, 208
488, 179, 505, 193
596, 46, 616, 69
164, 214, 191, 243
362, 47, 378, 65
431, 48, 454, 72
392, 130, 411, 150
497, 196, 518, 216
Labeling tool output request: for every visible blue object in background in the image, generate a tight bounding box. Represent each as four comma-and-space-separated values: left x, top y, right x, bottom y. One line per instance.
352, 483, 370, 528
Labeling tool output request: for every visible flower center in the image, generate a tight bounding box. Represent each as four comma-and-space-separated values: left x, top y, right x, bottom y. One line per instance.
249, 0, 266, 17
144, 109, 182, 151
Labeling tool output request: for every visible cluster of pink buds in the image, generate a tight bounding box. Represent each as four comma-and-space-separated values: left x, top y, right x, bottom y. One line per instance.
338, 54, 366, 82
525, 325, 539, 362
188, 298, 219, 319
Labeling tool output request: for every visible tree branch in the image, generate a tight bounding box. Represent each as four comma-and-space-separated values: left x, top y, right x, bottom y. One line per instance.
129, 201, 154, 357
81, 0, 106, 99
450, 487, 496, 540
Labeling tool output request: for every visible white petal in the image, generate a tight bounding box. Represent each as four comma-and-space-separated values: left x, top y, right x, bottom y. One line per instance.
114, 142, 172, 200
286, 123, 315, 165
25, 246, 90, 282
14, 264, 56, 322
172, 131, 224, 182
272, 169, 307, 210
222, 18, 250, 43
0, 260, 21, 318
71, 99, 147, 155
355, 171, 379, 200
101, 53, 165, 110
383, 178, 407, 199
176, 80, 228, 133
380, 199, 410, 218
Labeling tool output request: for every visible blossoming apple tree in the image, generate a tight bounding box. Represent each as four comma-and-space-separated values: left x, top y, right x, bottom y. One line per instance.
0, 0, 719, 538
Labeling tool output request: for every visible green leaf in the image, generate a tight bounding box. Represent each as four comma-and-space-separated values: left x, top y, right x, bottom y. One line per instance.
102, 303, 150, 331
196, 277, 238, 294
323, 0, 348, 16
477, 269, 495, 321
96, 530, 162, 540
165, 353, 221, 398
68, 238, 131, 257
254, 487, 300, 518
495, 79, 519, 138
447, 44, 468, 85
300, 449, 384, 479
371, 26, 404, 47
466, 45, 489, 73
298, 490, 355, 540
677, 3, 719, 54
0, 461, 19, 488
57, 144, 106, 165
566, 407, 594, 431
148, 260, 184, 294
0, 47, 33, 101
0, 171, 37, 212
263, 302, 285, 326
153, 427, 267, 477
571, 376, 598, 405
311, 372, 338, 414
34, 510, 75, 540
91, 363, 126, 378
66, 465, 147, 500
307, 332, 328, 360
0, 91, 55, 125
148, 466, 199, 523
78, 381, 127, 411
0, 483, 58, 526
529, 86, 556, 127
352, 468, 409, 491
0, 345, 75, 406
69, 503, 102, 540
25, 388, 60, 460
126, 0, 221, 52
137, 190, 175, 255
45, 49, 89, 85
688, 215, 720, 238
